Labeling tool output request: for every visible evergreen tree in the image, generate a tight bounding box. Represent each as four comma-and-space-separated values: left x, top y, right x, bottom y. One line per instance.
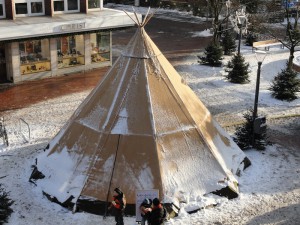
200, 42, 223, 66
225, 53, 250, 84
234, 110, 267, 151
0, 185, 14, 224
222, 30, 237, 55
233, 111, 253, 150
269, 63, 300, 102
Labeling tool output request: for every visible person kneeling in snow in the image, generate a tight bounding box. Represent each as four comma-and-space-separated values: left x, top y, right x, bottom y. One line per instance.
109, 188, 126, 225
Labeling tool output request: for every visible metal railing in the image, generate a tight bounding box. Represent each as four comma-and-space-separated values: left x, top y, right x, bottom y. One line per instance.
0, 117, 9, 146
19, 118, 30, 142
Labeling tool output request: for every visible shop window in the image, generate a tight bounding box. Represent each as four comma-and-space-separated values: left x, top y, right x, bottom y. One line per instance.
15, 0, 45, 16
0, 1, 6, 18
54, 0, 79, 13
57, 35, 85, 69
19, 39, 51, 75
90, 32, 111, 63
88, 0, 100, 9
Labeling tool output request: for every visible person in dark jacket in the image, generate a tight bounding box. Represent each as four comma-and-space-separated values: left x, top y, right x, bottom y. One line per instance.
149, 198, 166, 225
109, 187, 126, 225
140, 198, 152, 225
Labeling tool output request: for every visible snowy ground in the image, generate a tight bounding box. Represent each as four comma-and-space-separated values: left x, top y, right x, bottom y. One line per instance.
1, 5, 300, 225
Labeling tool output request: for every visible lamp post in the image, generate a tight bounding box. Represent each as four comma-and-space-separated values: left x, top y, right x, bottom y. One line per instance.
226, 0, 231, 29
252, 50, 267, 146
236, 8, 246, 55
237, 16, 246, 55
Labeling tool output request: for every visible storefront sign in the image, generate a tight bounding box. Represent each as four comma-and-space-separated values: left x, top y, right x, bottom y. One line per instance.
60, 23, 85, 31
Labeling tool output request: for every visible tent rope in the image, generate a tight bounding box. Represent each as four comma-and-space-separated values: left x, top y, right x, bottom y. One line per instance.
78, 57, 142, 216
104, 134, 121, 219
70, 57, 128, 213
69, 58, 124, 213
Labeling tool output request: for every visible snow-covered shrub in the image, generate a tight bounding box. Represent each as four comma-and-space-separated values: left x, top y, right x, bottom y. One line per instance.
234, 110, 267, 150
269, 63, 300, 102
222, 30, 237, 55
199, 43, 223, 66
225, 53, 250, 84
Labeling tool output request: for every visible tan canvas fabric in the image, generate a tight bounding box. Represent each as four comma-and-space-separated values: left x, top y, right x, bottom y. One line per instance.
35, 26, 249, 208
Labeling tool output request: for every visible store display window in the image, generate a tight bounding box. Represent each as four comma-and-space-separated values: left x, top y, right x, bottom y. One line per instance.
19, 39, 51, 75
57, 35, 85, 69
90, 32, 111, 63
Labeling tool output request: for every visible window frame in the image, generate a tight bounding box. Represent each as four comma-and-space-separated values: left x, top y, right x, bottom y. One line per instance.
53, 0, 80, 14
19, 39, 51, 75
56, 35, 85, 69
15, 0, 45, 17
90, 32, 111, 63
87, 0, 101, 11
0, 0, 6, 18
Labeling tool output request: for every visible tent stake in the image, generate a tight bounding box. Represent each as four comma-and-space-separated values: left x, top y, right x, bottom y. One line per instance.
72, 203, 77, 214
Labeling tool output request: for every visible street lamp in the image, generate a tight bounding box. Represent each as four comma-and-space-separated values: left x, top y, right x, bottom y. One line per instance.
252, 50, 267, 146
226, 0, 231, 10
206, 0, 209, 22
226, 0, 231, 29
236, 7, 247, 54
237, 14, 246, 54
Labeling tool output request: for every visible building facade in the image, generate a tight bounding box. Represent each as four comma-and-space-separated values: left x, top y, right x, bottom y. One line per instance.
0, 0, 139, 83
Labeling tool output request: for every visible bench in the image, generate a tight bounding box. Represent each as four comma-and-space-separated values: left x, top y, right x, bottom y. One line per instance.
252, 39, 284, 52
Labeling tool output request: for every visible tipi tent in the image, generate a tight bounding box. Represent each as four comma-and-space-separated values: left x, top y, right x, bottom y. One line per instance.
30, 11, 250, 216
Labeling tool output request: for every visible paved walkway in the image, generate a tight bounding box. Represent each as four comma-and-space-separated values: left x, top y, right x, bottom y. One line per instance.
0, 67, 108, 112
0, 15, 211, 113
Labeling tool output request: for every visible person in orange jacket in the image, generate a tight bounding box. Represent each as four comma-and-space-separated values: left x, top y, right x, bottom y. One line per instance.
109, 188, 126, 225
149, 198, 167, 225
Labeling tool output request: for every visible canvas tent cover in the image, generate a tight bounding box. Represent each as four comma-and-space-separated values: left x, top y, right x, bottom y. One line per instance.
31, 14, 250, 215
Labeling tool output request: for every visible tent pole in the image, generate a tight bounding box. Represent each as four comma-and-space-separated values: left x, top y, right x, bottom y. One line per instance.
104, 134, 121, 218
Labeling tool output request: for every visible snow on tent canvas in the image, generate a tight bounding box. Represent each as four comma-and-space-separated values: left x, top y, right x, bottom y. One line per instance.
30, 11, 251, 216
